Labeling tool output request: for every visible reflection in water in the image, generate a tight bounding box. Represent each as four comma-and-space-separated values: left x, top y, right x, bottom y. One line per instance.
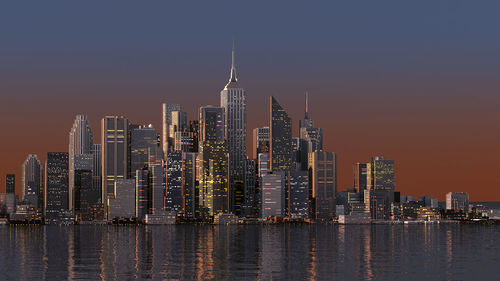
0, 224, 499, 280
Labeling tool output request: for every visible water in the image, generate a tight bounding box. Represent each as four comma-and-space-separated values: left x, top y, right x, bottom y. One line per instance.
0, 224, 499, 280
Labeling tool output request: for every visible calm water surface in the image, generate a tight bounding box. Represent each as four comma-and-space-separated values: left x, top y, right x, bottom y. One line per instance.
0, 224, 499, 280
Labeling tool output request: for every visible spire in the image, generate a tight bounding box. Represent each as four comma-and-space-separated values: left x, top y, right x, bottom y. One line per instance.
229, 40, 237, 83
305, 92, 309, 119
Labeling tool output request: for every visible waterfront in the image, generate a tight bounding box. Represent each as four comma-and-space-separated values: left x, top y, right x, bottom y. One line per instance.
0, 224, 499, 280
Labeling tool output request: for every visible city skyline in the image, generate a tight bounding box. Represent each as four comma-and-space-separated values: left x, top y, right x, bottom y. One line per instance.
1, 2, 500, 202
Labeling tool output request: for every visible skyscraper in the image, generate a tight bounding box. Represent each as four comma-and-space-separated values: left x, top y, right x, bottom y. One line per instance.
269, 96, 292, 172
162, 103, 181, 154
182, 152, 198, 218
69, 114, 93, 214
101, 116, 129, 205
299, 93, 323, 170
165, 150, 183, 213
44, 152, 69, 222
353, 163, 368, 194
367, 156, 395, 202
198, 106, 228, 216
6, 174, 15, 194
130, 125, 159, 176
135, 168, 150, 220
91, 144, 102, 206
309, 150, 337, 220
446, 192, 469, 212
220, 44, 247, 215
252, 127, 269, 159
21, 154, 43, 208
260, 172, 285, 218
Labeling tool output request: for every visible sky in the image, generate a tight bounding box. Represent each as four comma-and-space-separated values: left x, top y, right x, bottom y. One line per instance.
1, 1, 500, 201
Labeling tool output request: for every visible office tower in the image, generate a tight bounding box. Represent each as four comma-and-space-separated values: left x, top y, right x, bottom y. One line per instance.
269, 96, 292, 172
6, 174, 15, 194
354, 163, 368, 195
367, 156, 395, 202
135, 169, 150, 220
198, 106, 228, 216
288, 170, 309, 219
308, 151, 337, 220
22, 154, 43, 208
446, 192, 469, 212
162, 103, 181, 153
166, 150, 183, 213
220, 44, 247, 215
365, 189, 391, 220
73, 154, 93, 216
257, 153, 270, 178
149, 146, 165, 214
242, 158, 256, 216
130, 125, 159, 175
169, 111, 188, 137
91, 144, 102, 205
101, 116, 129, 204
182, 152, 198, 218
299, 93, 323, 170
252, 127, 269, 159
260, 172, 285, 218
107, 179, 136, 219
44, 152, 69, 221
69, 115, 93, 214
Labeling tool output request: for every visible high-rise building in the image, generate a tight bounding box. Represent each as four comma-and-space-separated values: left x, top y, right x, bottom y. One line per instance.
44, 152, 69, 221
6, 174, 15, 194
367, 156, 395, 202
21, 154, 43, 208
299, 93, 323, 170
135, 169, 150, 220
446, 192, 469, 212
353, 163, 368, 194
257, 153, 270, 178
162, 103, 181, 154
252, 127, 269, 159
166, 150, 183, 213
73, 154, 93, 216
91, 144, 102, 206
198, 106, 228, 216
308, 151, 337, 220
169, 111, 188, 138
182, 152, 198, 218
220, 44, 247, 215
269, 96, 292, 172
101, 116, 129, 205
242, 158, 256, 216
69, 115, 93, 214
130, 124, 159, 176
288, 170, 309, 219
107, 179, 136, 219
149, 146, 165, 214
260, 172, 285, 218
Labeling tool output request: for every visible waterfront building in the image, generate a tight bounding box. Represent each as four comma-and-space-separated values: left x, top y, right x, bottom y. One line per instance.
107, 179, 135, 219
22, 154, 43, 208
149, 146, 165, 214
198, 106, 228, 217
91, 144, 102, 208
252, 127, 269, 159
308, 151, 337, 220
260, 172, 285, 218
182, 152, 198, 218
287, 170, 309, 219
446, 192, 469, 212
242, 158, 256, 217
73, 154, 93, 216
162, 103, 181, 154
69, 114, 93, 214
367, 156, 395, 202
220, 44, 247, 215
420, 195, 438, 209
0, 193, 16, 215
353, 163, 368, 194
6, 174, 15, 194
135, 169, 150, 220
44, 152, 69, 222
166, 150, 183, 213
101, 116, 129, 204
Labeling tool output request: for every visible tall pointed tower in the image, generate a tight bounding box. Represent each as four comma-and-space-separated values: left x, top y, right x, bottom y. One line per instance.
220, 42, 247, 215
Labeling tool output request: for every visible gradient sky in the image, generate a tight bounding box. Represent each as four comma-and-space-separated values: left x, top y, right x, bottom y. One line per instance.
1, 1, 500, 201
